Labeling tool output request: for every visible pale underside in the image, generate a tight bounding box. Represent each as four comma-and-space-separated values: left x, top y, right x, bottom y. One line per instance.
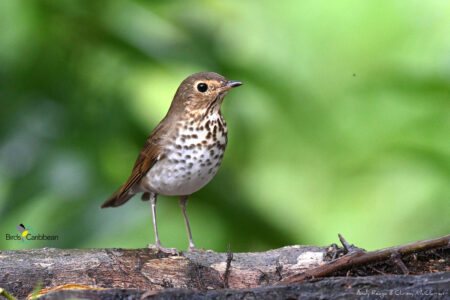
136, 112, 227, 196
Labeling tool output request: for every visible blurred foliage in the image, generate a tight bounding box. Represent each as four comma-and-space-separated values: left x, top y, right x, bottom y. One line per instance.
0, 0, 449, 252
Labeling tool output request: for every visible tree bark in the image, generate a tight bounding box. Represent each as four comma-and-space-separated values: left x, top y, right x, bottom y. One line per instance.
26, 273, 450, 300
0, 235, 448, 299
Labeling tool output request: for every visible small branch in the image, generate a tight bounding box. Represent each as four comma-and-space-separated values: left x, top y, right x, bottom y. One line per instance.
280, 234, 449, 284
222, 244, 233, 288
391, 251, 409, 275
0, 288, 17, 300
338, 233, 365, 254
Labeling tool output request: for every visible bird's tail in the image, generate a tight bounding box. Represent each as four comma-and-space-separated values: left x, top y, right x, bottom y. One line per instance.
101, 188, 135, 208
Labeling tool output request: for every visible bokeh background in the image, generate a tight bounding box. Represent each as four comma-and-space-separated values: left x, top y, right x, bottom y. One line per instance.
0, 0, 449, 252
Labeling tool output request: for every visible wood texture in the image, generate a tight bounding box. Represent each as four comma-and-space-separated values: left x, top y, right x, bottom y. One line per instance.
36, 272, 450, 300
0, 235, 448, 299
0, 246, 325, 299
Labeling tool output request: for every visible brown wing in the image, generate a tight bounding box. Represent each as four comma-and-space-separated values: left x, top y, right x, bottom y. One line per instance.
101, 122, 168, 208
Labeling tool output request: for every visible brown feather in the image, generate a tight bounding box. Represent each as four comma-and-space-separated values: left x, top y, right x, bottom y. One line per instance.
101, 119, 169, 208
101, 72, 237, 208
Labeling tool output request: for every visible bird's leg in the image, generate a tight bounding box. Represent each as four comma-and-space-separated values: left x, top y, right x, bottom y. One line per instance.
180, 195, 196, 251
147, 193, 179, 255
149, 193, 161, 246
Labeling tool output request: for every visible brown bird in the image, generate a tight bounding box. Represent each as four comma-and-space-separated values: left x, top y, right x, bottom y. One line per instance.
101, 72, 242, 253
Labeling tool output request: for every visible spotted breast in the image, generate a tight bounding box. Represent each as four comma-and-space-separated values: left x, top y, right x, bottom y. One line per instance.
143, 112, 227, 196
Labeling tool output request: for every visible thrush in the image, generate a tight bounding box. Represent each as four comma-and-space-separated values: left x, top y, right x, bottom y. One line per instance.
101, 72, 242, 253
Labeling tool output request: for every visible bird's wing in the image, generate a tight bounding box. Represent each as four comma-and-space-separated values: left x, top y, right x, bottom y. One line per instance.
101, 121, 169, 208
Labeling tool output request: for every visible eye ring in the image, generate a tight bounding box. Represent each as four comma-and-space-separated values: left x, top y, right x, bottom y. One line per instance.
197, 83, 208, 93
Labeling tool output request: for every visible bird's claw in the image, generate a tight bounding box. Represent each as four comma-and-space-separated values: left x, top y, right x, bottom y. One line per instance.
187, 246, 206, 253
147, 243, 180, 255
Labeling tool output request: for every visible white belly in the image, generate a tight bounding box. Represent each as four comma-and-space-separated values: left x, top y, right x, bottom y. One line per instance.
143, 117, 227, 196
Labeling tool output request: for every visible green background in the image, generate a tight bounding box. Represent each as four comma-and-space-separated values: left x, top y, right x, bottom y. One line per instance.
0, 0, 449, 252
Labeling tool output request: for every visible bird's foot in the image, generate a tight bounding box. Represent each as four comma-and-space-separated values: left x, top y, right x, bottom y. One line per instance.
147, 243, 180, 255
187, 246, 206, 253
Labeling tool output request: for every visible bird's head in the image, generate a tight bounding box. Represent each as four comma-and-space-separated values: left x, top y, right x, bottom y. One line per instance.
169, 72, 242, 116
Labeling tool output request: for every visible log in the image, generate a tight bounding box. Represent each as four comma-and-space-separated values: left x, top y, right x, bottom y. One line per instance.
0, 245, 326, 299
28, 273, 450, 300
0, 235, 448, 299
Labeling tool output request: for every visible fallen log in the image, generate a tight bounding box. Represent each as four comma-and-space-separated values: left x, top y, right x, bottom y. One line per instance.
0, 235, 448, 299
33, 272, 450, 300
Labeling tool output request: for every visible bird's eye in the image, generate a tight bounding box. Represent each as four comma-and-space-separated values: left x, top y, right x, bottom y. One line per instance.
197, 83, 208, 93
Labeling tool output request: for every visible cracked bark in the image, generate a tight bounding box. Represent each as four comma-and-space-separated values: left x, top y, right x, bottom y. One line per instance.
0, 235, 448, 299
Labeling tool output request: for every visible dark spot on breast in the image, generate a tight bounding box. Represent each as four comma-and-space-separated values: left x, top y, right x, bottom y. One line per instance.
200, 154, 204, 158
180, 167, 186, 171
176, 145, 182, 149
173, 159, 179, 163
217, 143, 226, 150
191, 134, 198, 139
210, 150, 215, 156
200, 163, 205, 167
208, 168, 213, 174
181, 138, 185, 143
202, 140, 207, 145
185, 155, 191, 159
187, 171, 191, 175
205, 121, 210, 131
206, 132, 211, 139
213, 125, 217, 134
189, 127, 194, 131
188, 163, 193, 168
214, 154, 219, 159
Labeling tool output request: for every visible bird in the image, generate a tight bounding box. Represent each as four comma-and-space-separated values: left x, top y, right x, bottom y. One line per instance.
101, 72, 242, 253
16, 224, 30, 242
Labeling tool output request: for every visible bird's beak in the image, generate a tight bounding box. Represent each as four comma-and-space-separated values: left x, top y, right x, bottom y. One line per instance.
227, 80, 243, 88
221, 80, 243, 92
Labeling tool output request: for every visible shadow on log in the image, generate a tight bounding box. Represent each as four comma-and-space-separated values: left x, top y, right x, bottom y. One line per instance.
0, 235, 448, 299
